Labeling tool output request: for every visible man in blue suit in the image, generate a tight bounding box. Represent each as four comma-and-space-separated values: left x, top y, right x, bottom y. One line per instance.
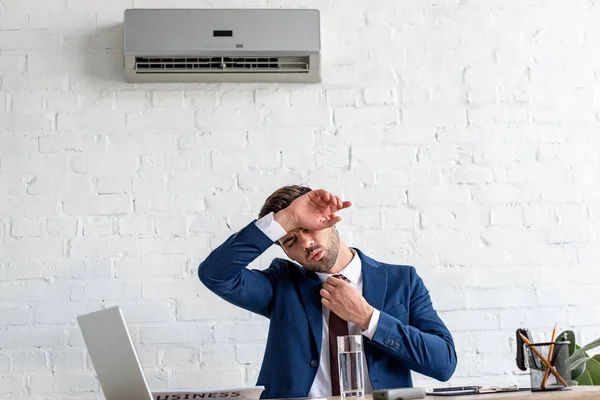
199, 186, 456, 399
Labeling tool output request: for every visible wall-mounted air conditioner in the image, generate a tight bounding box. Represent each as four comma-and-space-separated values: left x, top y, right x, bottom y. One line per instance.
123, 8, 321, 83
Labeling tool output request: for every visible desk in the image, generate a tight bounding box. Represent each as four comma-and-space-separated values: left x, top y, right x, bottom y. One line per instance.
272, 388, 600, 400
425, 387, 600, 399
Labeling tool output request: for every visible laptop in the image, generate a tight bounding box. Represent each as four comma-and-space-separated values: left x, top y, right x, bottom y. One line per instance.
77, 306, 154, 400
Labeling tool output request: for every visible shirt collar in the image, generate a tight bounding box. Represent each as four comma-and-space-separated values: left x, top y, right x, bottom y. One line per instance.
315, 248, 361, 285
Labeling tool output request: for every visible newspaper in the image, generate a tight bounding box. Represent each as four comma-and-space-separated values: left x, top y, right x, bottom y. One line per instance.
153, 386, 265, 400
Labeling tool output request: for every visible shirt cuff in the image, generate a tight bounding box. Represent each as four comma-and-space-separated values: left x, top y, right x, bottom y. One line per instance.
254, 212, 287, 242
361, 308, 380, 340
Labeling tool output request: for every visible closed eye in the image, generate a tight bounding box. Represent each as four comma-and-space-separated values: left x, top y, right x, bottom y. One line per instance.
282, 236, 295, 248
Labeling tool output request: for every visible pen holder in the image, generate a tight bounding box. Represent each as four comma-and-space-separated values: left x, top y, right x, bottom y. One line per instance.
525, 341, 571, 391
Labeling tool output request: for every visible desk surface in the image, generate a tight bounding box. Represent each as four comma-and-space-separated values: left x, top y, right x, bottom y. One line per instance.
273, 387, 600, 400
424, 386, 600, 399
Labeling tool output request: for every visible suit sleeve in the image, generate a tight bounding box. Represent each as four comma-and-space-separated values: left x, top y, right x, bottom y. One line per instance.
370, 267, 457, 381
198, 221, 281, 319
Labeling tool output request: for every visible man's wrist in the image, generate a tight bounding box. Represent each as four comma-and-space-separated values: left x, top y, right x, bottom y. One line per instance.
274, 209, 296, 232
359, 305, 375, 331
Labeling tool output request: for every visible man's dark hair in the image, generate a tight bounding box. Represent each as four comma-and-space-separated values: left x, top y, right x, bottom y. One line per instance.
259, 185, 312, 219
258, 185, 311, 248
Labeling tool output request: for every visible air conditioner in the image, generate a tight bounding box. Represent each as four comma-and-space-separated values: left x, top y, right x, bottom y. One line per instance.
123, 8, 321, 83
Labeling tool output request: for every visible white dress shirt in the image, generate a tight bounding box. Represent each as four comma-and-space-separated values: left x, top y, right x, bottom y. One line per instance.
254, 212, 381, 397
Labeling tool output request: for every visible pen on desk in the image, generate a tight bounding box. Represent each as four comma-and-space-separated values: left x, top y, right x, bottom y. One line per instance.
541, 323, 558, 389
518, 332, 568, 386
432, 386, 480, 392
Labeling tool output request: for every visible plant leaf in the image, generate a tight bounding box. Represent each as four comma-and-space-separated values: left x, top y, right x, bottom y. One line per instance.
569, 337, 600, 363
570, 345, 587, 378
575, 368, 593, 386
586, 357, 600, 385
570, 357, 591, 373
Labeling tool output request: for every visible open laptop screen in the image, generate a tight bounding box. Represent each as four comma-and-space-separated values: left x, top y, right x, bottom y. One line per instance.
78, 306, 153, 400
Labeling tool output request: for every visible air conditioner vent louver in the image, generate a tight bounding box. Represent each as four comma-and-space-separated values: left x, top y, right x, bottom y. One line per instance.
134, 56, 310, 73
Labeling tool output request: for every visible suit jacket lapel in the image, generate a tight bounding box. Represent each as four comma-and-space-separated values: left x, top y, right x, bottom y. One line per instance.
356, 248, 386, 374
298, 269, 323, 355
359, 249, 386, 312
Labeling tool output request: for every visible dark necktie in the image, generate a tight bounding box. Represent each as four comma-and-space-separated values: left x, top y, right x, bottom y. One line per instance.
329, 275, 350, 396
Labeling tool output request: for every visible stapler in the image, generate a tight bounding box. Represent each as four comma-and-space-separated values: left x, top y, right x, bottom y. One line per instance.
516, 328, 533, 371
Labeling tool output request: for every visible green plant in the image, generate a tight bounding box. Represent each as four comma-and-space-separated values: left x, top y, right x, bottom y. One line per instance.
558, 330, 600, 385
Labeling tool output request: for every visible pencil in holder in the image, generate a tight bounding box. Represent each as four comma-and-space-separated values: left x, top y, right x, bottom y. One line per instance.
525, 341, 571, 391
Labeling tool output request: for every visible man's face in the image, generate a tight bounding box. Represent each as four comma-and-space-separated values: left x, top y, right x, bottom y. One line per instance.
279, 227, 340, 273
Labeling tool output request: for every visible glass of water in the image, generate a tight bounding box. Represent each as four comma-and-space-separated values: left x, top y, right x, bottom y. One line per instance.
337, 335, 364, 398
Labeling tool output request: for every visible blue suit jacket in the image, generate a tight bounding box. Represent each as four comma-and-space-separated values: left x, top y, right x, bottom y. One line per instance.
198, 222, 457, 399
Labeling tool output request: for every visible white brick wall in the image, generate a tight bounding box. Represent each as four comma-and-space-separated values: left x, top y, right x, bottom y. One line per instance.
1, 0, 600, 397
